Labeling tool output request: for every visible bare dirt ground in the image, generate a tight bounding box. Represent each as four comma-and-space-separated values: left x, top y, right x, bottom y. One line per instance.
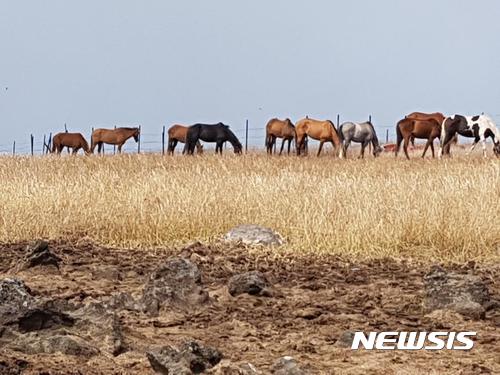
0, 240, 499, 374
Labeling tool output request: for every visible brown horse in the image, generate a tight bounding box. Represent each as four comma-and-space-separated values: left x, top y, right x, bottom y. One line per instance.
265, 118, 296, 155
295, 118, 342, 157
91, 127, 140, 154
167, 125, 203, 155
395, 117, 441, 159
51, 132, 90, 155
405, 111, 456, 152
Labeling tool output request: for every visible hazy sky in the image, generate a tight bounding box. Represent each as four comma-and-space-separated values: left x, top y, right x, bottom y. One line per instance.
1, 1, 499, 152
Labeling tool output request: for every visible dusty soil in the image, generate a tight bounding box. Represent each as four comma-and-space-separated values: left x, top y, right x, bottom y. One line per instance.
0, 240, 499, 374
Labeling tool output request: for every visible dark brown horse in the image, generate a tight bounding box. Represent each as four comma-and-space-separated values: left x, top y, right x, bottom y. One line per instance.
51, 132, 90, 155
167, 125, 203, 155
265, 118, 296, 155
405, 112, 456, 153
91, 127, 140, 154
295, 118, 342, 157
395, 118, 441, 159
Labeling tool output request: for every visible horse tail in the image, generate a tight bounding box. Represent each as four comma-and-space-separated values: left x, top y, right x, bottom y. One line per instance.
396, 121, 403, 153
185, 125, 200, 154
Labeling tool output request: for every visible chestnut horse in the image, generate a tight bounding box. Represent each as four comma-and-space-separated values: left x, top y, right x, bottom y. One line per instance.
91, 127, 140, 154
295, 118, 342, 157
51, 132, 90, 155
167, 125, 203, 155
395, 117, 441, 159
265, 118, 295, 155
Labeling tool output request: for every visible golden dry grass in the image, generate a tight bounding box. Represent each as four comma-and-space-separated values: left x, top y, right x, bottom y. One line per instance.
0, 151, 498, 262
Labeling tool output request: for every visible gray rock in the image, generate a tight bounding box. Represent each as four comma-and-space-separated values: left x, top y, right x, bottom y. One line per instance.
228, 271, 272, 297
147, 340, 222, 374
142, 258, 209, 316
21, 334, 98, 356
20, 240, 61, 269
271, 356, 307, 375
0, 278, 34, 320
334, 330, 355, 348
423, 266, 489, 320
224, 225, 284, 246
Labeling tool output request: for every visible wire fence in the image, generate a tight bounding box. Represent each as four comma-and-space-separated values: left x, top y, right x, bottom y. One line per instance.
1, 114, 499, 155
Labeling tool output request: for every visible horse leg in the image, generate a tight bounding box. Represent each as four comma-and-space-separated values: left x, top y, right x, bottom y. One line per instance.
343, 139, 350, 159
98, 142, 103, 155
422, 139, 431, 158
287, 139, 292, 154
359, 141, 368, 159
117, 144, 123, 153
430, 141, 435, 158
467, 137, 480, 155
279, 138, 286, 155
216, 141, 223, 155
317, 141, 324, 157
403, 136, 410, 160
72, 147, 78, 155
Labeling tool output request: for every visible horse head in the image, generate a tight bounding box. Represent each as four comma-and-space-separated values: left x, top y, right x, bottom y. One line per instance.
494, 141, 500, 157
233, 141, 243, 154
373, 145, 384, 157
133, 127, 140, 142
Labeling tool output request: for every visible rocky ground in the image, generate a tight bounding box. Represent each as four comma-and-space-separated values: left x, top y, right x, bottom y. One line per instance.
0, 239, 499, 374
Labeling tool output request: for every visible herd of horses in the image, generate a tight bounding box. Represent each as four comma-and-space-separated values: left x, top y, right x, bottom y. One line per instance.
50, 111, 500, 158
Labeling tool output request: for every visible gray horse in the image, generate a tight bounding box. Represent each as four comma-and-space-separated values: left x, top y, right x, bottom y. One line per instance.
339, 121, 383, 158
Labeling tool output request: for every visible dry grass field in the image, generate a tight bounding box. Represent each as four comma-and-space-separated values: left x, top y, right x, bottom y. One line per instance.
0, 150, 498, 263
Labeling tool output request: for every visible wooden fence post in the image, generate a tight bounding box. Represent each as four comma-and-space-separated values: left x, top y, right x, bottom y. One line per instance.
337, 114, 340, 127
245, 119, 248, 153
386, 129, 389, 143
64, 123, 68, 132
30, 134, 34, 156
162, 126, 165, 155
137, 125, 141, 154
43, 135, 46, 154
113, 125, 116, 154
48, 133, 52, 153
12, 141, 15, 156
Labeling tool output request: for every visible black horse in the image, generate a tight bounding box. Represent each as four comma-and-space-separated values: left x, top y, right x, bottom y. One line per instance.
186, 123, 242, 154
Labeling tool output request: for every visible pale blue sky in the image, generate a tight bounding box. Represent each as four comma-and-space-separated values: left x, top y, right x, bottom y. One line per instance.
1, 1, 499, 152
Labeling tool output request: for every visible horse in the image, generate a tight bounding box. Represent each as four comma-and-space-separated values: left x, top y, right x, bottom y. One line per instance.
51, 132, 90, 155
295, 118, 342, 157
265, 118, 295, 155
338, 121, 383, 158
186, 123, 242, 155
395, 117, 441, 159
90, 127, 140, 154
167, 124, 203, 155
439, 114, 500, 158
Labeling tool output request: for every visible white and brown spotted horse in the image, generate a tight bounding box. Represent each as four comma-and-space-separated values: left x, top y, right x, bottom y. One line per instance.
439, 114, 500, 158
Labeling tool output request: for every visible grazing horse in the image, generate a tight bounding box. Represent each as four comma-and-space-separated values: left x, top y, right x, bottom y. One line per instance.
265, 118, 296, 155
440, 114, 500, 158
395, 117, 441, 159
295, 118, 342, 157
91, 127, 140, 154
339, 121, 383, 158
186, 123, 242, 155
51, 132, 90, 155
167, 124, 203, 155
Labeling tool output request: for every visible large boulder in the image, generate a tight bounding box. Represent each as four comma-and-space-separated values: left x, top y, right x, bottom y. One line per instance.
147, 340, 222, 374
142, 258, 209, 316
228, 271, 272, 297
224, 225, 284, 246
423, 266, 490, 320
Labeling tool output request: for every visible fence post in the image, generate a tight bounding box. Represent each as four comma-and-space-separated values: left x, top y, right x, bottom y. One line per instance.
30, 134, 34, 156
162, 125, 165, 155
48, 133, 52, 153
245, 119, 248, 153
386, 129, 389, 143
64, 123, 68, 132
113, 125, 116, 154
369, 115, 372, 123
12, 141, 15, 156
337, 114, 340, 127
43, 135, 46, 154
137, 125, 141, 154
